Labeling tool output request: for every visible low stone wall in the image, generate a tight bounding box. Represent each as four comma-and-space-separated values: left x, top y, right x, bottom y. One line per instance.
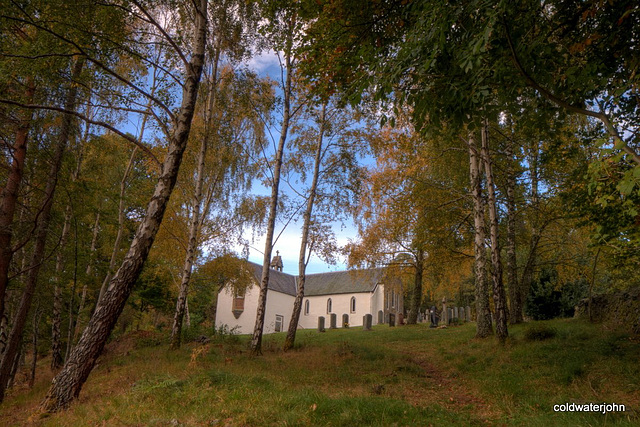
575, 287, 640, 335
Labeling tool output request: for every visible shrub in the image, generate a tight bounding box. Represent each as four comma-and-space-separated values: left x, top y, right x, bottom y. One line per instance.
525, 269, 587, 320
523, 324, 558, 341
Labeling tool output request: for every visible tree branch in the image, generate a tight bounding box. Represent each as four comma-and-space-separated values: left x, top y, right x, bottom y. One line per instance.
0, 99, 161, 165
503, 20, 640, 165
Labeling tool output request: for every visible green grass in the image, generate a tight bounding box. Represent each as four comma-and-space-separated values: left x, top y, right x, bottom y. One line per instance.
1, 319, 638, 426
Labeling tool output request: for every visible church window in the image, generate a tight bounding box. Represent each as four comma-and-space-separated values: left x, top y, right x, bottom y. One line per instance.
350, 297, 356, 313
232, 289, 245, 311
327, 298, 332, 314
275, 314, 284, 332
232, 288, 245, 319
304, 299, 310, 316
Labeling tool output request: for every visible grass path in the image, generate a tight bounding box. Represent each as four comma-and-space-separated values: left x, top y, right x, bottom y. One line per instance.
0, 319, 638, 426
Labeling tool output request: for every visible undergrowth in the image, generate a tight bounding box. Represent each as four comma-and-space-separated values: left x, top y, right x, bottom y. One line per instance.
0, 318, 638, 426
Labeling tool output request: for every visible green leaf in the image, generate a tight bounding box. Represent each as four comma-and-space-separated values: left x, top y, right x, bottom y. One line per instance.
618, 179, 635, 196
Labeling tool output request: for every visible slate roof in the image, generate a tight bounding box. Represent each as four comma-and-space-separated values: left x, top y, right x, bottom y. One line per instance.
305, 268, 384, 296
246, 262, 296, 296
244, 261, 384, 296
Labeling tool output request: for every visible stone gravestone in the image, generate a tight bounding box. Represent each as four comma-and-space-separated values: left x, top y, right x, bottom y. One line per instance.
388, 313, 396, 327
442, 298, 448, 325
429, 306, 439, 328
448, 308, 453, 324
342, 313, 349, 328
466, 306, 471, 322
318, 316, 325, 332
363, 314, 372, 331
454, 306, 459, 321
378, 310, 384, 325
330, 313, 337, 329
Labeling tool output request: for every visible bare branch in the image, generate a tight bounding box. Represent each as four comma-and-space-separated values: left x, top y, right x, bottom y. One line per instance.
0, 99, 161, 165
129, 0, 189, 68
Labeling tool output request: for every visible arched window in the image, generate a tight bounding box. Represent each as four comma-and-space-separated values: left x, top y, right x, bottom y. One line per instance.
350, 297, 356, 313
304, 299, 310, 316
327, 298, 332, 314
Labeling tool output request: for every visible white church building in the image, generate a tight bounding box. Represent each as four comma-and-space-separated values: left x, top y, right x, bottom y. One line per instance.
215, 255, 404, 334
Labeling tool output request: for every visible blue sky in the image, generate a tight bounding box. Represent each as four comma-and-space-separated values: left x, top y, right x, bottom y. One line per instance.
240, 50, 362, 275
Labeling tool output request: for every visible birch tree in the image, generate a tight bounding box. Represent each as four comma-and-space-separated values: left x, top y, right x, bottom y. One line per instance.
35, 0, 209, 411
480, 120, 508, 343
467, 132, 492, 338
250, 3, 302, 355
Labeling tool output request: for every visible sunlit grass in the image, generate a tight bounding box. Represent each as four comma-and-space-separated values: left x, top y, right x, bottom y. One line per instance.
1, 319, 638, 425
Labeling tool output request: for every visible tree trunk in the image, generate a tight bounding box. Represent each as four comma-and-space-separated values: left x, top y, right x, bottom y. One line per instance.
480, 120, 508, 343
51, 205, 72, 371
0, 313, 7, 355
468, 132, 492, 338
0, 59, 84, 402
407, 248, 424, 325
74, 210, 100, 341
52, 103, 88, 370
98, 146, 138, 303
0, 79, 35, 327
29, 303, 41, 388
7, 340, 22, 390
170, 41, 221, 350
97, 60, 158, 304
519, 141, 540, 318
40, 2, 207, 411
250, 21, 295, 356
64, 219, 79, 361
284, 102, 325, 352
505, 134, 521, 324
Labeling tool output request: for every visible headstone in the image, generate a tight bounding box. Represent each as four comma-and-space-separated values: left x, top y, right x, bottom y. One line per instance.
377, 310, 384, 325
342, 313, 349, 328
454, 306, 459, 320
330, 313, 337, 329
429, 306, 439, 328
466, 306, 471, 322
442, 297, 448, 324
318, 316, 325, 332
388, 313, 396, 327
448, 308, 453, 324
363, 314, 372, 331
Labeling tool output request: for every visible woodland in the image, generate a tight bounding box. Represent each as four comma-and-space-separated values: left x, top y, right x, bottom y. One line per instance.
0, 0, 638, 417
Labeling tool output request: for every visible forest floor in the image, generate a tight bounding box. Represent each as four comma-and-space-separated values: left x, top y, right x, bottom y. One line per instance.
0, 318, 638, 426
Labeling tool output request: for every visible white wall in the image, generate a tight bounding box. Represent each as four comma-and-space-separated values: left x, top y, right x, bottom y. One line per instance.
215, 283, 294, 335
370, 284, 385, 324
263, 289, 295, 334
297, 292, 373, 328
216, 283, 389, 333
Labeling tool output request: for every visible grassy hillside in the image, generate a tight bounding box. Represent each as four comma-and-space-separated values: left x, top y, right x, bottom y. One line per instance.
1, 318, 638, 426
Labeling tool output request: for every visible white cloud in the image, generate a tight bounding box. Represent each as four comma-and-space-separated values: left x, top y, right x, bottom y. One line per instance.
245, 50, 281, 76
